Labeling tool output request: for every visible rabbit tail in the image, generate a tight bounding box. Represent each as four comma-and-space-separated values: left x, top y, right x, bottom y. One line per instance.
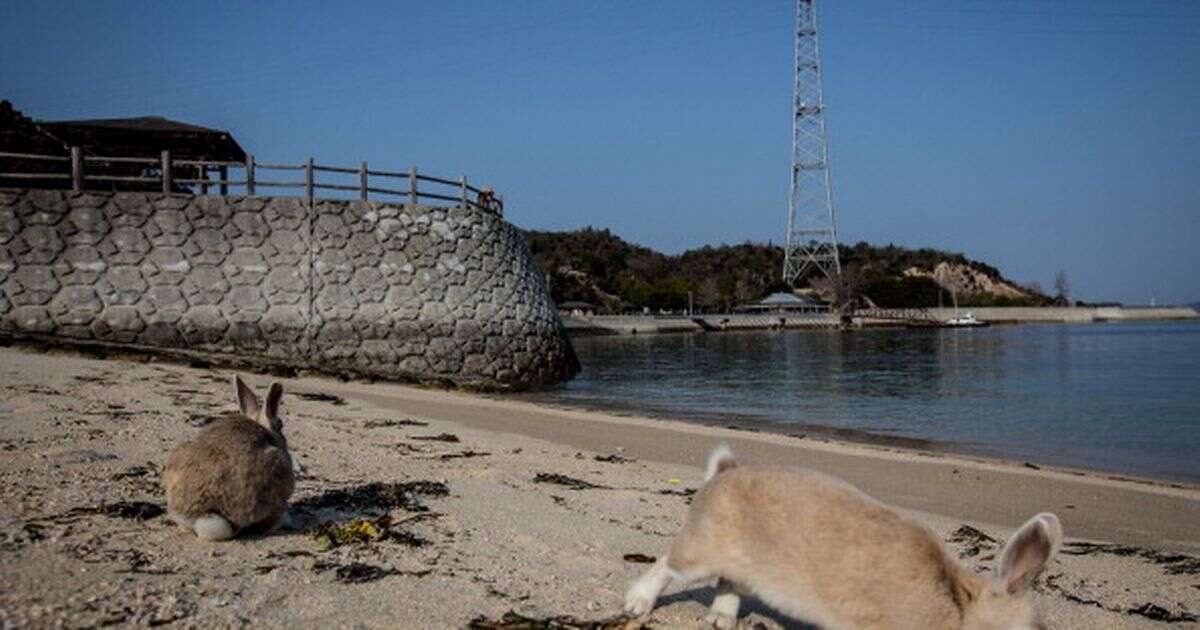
194, 514, 236, 541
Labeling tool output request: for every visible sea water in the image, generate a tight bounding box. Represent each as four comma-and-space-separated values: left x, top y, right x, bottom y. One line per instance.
523, 320, 1200, 483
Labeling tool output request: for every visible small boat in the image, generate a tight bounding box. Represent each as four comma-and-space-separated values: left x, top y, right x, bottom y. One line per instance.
944, 311, 989, 327
942, 288, 989, 327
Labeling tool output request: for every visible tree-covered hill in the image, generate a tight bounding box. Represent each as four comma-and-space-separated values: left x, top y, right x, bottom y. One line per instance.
523, 227, 1051, 312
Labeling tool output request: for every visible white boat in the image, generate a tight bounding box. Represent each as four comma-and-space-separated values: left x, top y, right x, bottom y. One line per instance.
944, 311, 989, 327
943, 289, 989, 327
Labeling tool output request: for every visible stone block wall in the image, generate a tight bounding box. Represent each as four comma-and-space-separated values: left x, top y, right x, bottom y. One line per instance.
0, 189, 578, 389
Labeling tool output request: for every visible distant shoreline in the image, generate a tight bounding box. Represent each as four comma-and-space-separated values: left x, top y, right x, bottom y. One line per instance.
561, 305, 1198, 335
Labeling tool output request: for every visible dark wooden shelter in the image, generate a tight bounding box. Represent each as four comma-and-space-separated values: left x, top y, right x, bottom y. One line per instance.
1, 100, 246, 192
39, 116, 246, 163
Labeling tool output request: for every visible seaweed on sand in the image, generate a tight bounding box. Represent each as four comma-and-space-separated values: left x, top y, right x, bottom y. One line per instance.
1061, 541, 1200, 576
294, 392, 348, 406
311, 561, 432, 584
38, 501, 166, 524
468, 610, 645, 629
311, 515, 432, 551
293, 481, 449, 516
532, 474, 609, 491
364, 418, 429, 429
947, 525, 998, 558
412, 433, 460, 443
594, 454, 634, 464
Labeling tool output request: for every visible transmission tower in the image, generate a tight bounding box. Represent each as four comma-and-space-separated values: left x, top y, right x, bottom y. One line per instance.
783, 0, 841, 285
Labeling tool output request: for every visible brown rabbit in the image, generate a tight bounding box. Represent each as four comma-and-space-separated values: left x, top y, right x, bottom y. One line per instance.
625, 446, 1062, 630
163, 376, 295, 541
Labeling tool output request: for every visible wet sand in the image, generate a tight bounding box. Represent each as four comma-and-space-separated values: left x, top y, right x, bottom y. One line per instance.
1, 345, 1198, 628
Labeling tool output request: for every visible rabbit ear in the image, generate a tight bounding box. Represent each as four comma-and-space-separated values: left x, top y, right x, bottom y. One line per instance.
999, 513, 1062, 594
234, 375, 260, 419
262, 382, 284, 433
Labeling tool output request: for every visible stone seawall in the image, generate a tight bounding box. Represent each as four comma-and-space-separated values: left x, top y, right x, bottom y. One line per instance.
0, 189, 578, 389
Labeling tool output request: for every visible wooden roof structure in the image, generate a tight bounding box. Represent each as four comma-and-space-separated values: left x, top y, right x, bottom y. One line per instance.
39, 116, 247, 162
1, 100, 247, 191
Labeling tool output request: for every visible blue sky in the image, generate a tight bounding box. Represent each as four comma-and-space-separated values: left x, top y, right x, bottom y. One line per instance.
3, 1, 1198, 303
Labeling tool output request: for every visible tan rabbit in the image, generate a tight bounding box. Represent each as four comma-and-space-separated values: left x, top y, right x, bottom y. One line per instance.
625, 446, 1061, 630
163, 376, 295, 541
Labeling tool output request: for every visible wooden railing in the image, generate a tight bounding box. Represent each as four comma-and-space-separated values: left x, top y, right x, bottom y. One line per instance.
0, 148, 504, 215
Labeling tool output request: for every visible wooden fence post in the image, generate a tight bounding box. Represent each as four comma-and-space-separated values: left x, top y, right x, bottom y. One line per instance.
409, 166, 418, 205
218, 164, 228, 196
460, 175, 468, 208
198, 164, 208, 195
245, 154, 255, 196
161, 151, 172, 194
359, 161, 368, 201
305, 157, 314, 203
70, 147, 83, 192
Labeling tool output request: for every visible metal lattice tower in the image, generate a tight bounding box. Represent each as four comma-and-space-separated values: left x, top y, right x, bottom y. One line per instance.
783, 0, 841, 285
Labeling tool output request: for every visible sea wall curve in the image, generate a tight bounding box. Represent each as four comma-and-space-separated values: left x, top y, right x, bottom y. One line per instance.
0, 189, 578, 390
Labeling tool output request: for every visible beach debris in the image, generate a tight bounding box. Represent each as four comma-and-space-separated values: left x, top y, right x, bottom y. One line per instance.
1127, 603, 1198, 623
657, 488, 696, 498
467, 610, 645, 629
293, 480, 449, 515
947, 525, 998, 559
622, 553, 656, 564
294, 391, 348, 406
1044, 573, 1199, 623
1023, 462, 1042, 470
364, 418, 429, 429
413, 432, 461, 443
666, 478, 682, 485
313, 517, 388, 551
1061, 541, 1200, 576
311, 515, 433, 551
38, 501, 166, 525
439, 450, 491, 460
533, 473, 609, 491
311, 561, 432, 584
594, 454, 634, 464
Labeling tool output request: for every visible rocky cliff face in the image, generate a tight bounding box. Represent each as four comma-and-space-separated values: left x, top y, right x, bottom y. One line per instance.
903, 262, 1034, 301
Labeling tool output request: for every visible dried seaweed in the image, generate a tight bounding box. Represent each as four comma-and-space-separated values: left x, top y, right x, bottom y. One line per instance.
293, 481, 449, 515
364, 418, 429, 429
622, 553, 656, 564
594, 454, 634, 464
413, 433, 460, 443
468, 611, 643, 629
533, 473, 609, 491
42, 501, 165, 524
311, 561, 431, 584
1044, 574, 1198, 623
439, 450, 491, 460
294, 392, 348, 406
1127, 603, 1198, 623
311, 515, 432, 551
1061, 541, 1200, 576
947, 525, 998, 558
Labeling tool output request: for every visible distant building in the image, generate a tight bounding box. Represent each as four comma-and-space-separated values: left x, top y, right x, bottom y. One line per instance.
737, 292, 828, 314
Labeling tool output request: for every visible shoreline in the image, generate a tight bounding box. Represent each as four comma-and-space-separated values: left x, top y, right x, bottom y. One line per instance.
2, 344, 1199, 627
561, 307, 1199, 335
507, 393, 1200, 487
316, 376, 1200, 551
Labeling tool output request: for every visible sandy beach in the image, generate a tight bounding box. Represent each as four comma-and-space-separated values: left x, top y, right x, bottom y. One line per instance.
1, 344, 1198, 628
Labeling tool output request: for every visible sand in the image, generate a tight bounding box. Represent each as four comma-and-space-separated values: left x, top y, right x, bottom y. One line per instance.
0, 344, 1197, 628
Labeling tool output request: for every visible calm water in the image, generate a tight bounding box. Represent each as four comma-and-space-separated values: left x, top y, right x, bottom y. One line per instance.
522, 321, 1200, 483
